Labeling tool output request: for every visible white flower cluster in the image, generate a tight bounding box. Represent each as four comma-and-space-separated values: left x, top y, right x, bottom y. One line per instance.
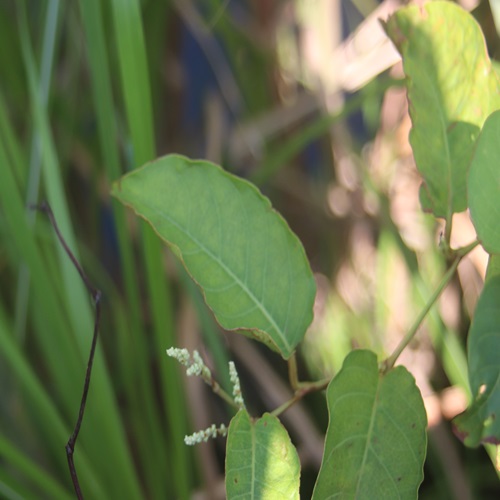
167, 347, 247, 446
184, 423, 228, 446
229, 361, 245, 410
166, 347, 212, 381
166, 347, 189, 364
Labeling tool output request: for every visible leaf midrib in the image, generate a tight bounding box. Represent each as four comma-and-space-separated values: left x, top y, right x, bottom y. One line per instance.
138, 197, 291, 352
354, 377, 384, 497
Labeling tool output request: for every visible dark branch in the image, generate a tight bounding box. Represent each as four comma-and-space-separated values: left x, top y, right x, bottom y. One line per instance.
34, 202, 101, 500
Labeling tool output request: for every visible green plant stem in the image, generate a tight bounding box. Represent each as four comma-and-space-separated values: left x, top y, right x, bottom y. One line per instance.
279, 352, 331, 416
383, 239, 480, 372
383, 256, 461, 372
271, 378, 330, 418
288, 352, 299, 391
206, 377, 240, 411
455, 239, 480, 258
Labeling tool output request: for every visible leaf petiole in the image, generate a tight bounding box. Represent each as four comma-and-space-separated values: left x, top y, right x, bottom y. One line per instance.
266, 353, 331, 417
270, 377, 330, 417
382, 239, 480, 372
288, 352, 300, 391
382, 257, 459, 372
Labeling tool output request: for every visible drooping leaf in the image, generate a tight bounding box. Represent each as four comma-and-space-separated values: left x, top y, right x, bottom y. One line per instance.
453, 277, 500, 447
112, 154, 316, 359
312, 350, 427, 499
468, 110, 500, 254
384, 1, 500, 218
225, 410, 300, 499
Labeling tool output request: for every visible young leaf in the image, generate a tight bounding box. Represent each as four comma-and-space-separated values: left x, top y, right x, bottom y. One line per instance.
453, 276, 500, 447
384, 1, 500, 218
112, 154, 316, 359
312, 350, 427, 499
468, 110, 500, 254
225, 410, 300, 499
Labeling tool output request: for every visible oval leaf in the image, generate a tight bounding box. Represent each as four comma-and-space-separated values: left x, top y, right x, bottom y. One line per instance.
453, 276, 500, 447
112, 154, 315, 358
225, 410, 300, 499
384, 1, 500, 218
312, 350, 427, 499
468, 110, 500, 254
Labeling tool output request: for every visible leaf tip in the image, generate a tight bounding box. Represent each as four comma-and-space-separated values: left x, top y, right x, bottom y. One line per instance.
110, 179, 123, 197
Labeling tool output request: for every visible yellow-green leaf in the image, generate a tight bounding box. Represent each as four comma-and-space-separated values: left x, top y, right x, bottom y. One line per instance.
112, 154, 316, 359
384, 1, 500, 218
312, 350, 427, 499
453, 277, 500, 447
468, 110, 500, 254
225, 410, 300, 499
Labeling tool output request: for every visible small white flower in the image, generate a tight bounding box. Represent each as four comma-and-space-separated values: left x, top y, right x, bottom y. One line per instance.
229, 361, 245, 410
193, 350, 212, 380
184, 423, 228, 446
166, 347, 190, 366
186, 362, 202, 377
167, 347, 212, 380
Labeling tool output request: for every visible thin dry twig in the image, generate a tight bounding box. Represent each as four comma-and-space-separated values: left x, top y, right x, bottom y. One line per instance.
34, 202, 101, 500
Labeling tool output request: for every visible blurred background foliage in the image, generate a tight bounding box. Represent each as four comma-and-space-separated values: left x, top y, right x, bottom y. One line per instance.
0, 0, 499, 498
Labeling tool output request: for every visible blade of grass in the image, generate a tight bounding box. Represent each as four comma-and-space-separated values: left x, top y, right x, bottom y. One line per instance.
0, 435, 72, 500
15, 0, 60, 343
0, 118, 82, 417
17, 3, 143, 497
77, 0, 158, 487
0, 94, 26, 190
0, 304, 105, 498
143, 1, 173, 105
0, 474, 31, 500
0, 2, 26, 116
110, 0, 191, 496
0, 134, 109, 497
18, 0, 93, 353
110, 1, 176, 496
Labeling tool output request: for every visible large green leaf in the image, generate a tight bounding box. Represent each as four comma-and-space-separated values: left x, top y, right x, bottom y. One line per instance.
384, 1, 500, 218
112, 154, 316, 359
312, 350, 427, 499
468, 110, 500, 254
453, 276, 500, 447
225, 410, 300, 499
